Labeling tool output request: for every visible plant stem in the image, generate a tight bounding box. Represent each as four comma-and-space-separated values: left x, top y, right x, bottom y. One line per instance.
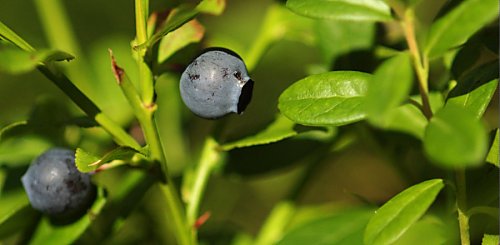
456, 169, 470, 245
402, 10, 433, 119
135, 0, 155, 105
254, 202, 295, 245
186, 138, 220, 229
131, 1, 192, 244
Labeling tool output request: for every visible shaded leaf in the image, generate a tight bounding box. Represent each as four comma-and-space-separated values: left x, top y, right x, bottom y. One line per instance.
278, 207, 374, 245
447, 62, 499, 119
158, 19, 205, 63
279, 71, 371, 126
364, 179, 444, 245
482, 234, 500, 245
486, 130, 499, 166
0, 45, 74, 74
29, 188, 107, 245
366, 52, 413, 126
424, 105, 488, 168
76, 147, 143, 173
221, 115, 297, 151
196, 0, 226, 15
425, 0, 499, 58
286, 0, 392, 22
0, 190, 37, 239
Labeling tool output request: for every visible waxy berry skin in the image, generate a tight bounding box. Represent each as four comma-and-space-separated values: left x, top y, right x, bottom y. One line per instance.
21, 148, 95, 218
180, 49, 254, 119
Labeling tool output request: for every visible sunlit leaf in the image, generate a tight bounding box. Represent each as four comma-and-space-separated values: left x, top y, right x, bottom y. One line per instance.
286, 0, 392, 22
364, 179, 444, 245
366, 52, 413, 126
158, 19, 205, 63
392, 215, 452, 245
29, 188, 107, 245
279, 71, 371, 126
424, 105, 488, 168
0, 20, 34, 51
482, 234, 500, 245
278, 207, 374, 245
425, 0, 499, 58
76, 147, 143, 173
196, 0, 226, 15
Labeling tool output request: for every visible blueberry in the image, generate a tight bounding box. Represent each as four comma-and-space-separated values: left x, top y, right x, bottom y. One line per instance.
180, 48, 254, 119
21, 148, 95, 220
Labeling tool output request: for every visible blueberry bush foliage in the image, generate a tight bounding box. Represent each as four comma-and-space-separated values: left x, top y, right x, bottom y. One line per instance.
0, 0, 498, 244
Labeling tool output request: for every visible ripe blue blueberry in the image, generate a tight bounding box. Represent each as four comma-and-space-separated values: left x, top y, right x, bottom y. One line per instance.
21, 148, 95, 219
180, 48, 254, 119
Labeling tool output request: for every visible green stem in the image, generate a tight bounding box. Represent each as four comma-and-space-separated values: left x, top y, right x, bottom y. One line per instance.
456, 169, 470, 245
402, 10, 433, 119
38, 65, 141, 150
135, 0, 154, 105
186, 138, 220, 228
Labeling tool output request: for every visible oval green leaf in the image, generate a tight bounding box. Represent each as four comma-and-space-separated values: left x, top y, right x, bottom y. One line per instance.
425, 0, 499, 58
76, 146, 144, 173
278, 71, 371, 126
158, 19, 205, 63
366, 52, 413, 126
0, 45, 74, 74
364, 179, 444, 245
423, 104, 488, 168
486, 129, 499, 167
278, 207, 375, 245
286, 0, 392, 22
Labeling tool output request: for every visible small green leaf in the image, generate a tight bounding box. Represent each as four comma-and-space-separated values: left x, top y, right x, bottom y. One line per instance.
138, 4, 199, 49
286, 0, 392, 22
447, 62, 499, 119
486, 130, 499, 167
29, 188, 107, 245
0, 45, 74, 74
366, 52, 413, 126
76, 146, 143, 173
425, 0, 499, 58
364, 179, 444, 245
279, 71, 371, 126
278, 207, 374, 245
392, 215, 452, 245
424, 105, 488, 168
221, 115, 297, 151
158, 19, 205, 63
482, 234, 500, 245
196, 0, 226, 15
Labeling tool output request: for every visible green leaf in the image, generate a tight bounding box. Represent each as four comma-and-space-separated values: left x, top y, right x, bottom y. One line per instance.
425, 0, 499, 58
279, 71, 371, 126
196, 0, 226, 15
447, 62, 499, 119
314, 20, 375, 66
221, 115, 297, 151
392, 215, 453, 245
278, 207, 374, 245
366, 52, 413, 126
486, 130, 499, 166
364, 179, 444, 245
482, 234, 500, 245
0, 20, 34, 51
0, 45, 74, 74
286, 0, 392, 22
137, 4, 199, 49
158, 19, 205, 63
29, 188, 107, 245
424, 104, 488, 168
76, 147, 143, 173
